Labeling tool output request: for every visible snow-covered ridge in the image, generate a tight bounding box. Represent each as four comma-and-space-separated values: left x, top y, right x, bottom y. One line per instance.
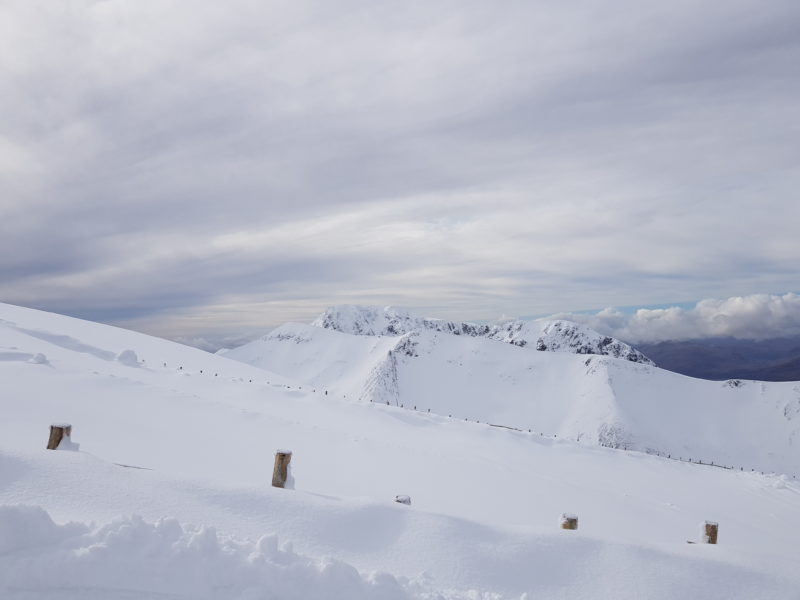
312, 305, 654, 365
226, 320, 800, 477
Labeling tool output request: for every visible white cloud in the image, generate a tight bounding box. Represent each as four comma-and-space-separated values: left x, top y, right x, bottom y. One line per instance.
544, 293, 800, 342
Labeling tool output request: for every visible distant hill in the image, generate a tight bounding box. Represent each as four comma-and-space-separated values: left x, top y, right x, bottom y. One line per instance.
636, 337, 800, 381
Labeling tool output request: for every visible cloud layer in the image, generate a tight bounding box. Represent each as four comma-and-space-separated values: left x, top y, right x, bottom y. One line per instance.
546, 293, 800, 343
1, 1, 799, 341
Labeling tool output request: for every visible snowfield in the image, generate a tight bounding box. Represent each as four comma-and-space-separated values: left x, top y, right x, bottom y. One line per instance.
1, 302, 800, 599
226, 307, 800, 476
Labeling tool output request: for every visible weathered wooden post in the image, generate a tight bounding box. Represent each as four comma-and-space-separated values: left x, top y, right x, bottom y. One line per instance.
272, 450, 292, 488
47, 424, 72, 450
560, 513, 578, 530
702, 521, 718, 544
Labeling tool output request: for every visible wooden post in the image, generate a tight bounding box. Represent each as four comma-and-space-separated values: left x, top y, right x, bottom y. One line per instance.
702, 521, 718, 544
272, 450, 292, 488
47, 424, 72, 450
560, 513, 578, 530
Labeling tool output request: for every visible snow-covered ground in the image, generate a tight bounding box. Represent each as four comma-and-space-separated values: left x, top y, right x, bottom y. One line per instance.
225, 314, 800, 476
2, 302, 799, 599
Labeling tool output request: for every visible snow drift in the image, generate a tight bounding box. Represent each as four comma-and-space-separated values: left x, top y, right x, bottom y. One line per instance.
0, 505, 419, 600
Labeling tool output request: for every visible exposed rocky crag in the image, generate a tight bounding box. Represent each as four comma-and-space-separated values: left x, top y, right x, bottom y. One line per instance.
313, 305, 654, 365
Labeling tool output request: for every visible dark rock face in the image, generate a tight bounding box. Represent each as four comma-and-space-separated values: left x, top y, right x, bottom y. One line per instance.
488, 320, 654, 365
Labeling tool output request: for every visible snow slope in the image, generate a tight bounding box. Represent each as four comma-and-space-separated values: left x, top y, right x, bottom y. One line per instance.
2, 302, 800, 599
225, 322, 800, 476
313, 305, 654, 363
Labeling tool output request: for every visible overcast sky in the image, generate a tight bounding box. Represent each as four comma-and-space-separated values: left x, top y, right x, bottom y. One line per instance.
1, 1, 799, 347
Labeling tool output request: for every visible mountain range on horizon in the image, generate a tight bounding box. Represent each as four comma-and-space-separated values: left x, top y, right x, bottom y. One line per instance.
309, 304, 655, 364
221, 304, 800, 383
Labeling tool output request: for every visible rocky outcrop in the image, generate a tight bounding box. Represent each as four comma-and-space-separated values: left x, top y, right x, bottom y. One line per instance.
313, 305, 655, 365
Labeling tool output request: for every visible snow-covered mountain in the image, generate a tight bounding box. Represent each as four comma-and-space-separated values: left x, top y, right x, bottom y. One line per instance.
312, 305, 654, 364
2, 302, 800, 599
225, 312, 800, 477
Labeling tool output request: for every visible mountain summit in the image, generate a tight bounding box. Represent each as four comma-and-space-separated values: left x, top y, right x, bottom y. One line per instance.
312, 305, 654, 365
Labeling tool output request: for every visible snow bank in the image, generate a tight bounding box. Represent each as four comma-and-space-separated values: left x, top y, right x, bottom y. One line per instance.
0, 505, 86, 554
28, 352, 49, 365
2, 503, 793, 600
56, 436, 80, 451
0, 505, 485, 600
116, 348, 140, 367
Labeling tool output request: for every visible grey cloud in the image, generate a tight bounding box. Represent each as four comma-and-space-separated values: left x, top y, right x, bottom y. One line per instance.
1, 1, 798, 341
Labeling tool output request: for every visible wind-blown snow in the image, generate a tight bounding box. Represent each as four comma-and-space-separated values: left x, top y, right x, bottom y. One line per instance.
1, 302, 799, 599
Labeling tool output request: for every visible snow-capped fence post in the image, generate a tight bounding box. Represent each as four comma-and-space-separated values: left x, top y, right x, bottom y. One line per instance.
46, 424, 72, 450
272, 450, 292, 488
560, 513, 578, 530
702, 521, 718, 544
